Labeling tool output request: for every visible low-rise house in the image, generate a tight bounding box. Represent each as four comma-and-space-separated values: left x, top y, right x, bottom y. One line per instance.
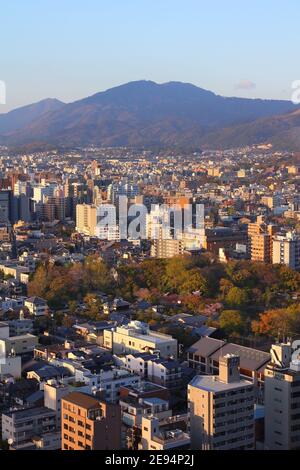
0, 333, 38, 356
104, 321, 178, 359
139, 415, 190, 450
24, 297, 48, 317
119, 353, 183, 390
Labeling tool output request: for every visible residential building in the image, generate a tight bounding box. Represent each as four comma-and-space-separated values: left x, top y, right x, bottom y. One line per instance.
188, 336, 270, 402
119, 353, 183, 390
76, 204, 97, 237
248, 216, 277, 263
139, 415, 190, 450
265, 343, 300, 450
188, 354, 255, 450
104, 321, 178, 359
24, 297, 48, 317
2, 407, 57, 447
61, 392, 121, 450
272, 231, 300, 271
44, 380, 70, 428
0, 333, 38, 356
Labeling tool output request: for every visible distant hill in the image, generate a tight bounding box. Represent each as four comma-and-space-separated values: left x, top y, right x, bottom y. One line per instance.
199, 108, 300, 151
0, 98, 65, 134
0, 81, 298, 149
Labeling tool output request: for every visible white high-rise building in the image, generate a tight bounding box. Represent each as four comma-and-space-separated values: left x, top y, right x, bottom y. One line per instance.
272, 231, 300, 271
265, 343, 300, 450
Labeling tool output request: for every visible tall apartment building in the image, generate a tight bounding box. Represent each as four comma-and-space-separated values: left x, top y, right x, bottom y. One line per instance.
151, 237, 184, 259
188, 354, 255, 450
44, 380, 70, 428
61, 392, 121, 450
265, 343, 300, 450
76, 204, 97, 236
40, 196, 66, 222
272, 231, 300, 271
103, 321, 178, 359
248, 216, 277, 263
0, 190, 15, 224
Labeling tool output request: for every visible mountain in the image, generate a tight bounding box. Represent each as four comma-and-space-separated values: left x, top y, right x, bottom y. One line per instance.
0, 81, 298, 149
199, 108, 300, 150
0, 98, 65, 134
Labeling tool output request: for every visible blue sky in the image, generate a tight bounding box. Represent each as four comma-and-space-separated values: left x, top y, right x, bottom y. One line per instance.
0, 0, 299, 111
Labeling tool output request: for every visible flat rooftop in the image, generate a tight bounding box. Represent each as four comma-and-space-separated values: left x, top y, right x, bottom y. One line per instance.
4, 406, 55, 420
189, 375, 253, 393
63, 392, 101, 410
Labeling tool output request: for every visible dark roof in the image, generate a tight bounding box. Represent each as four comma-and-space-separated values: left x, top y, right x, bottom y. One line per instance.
25, 390, 44, 404
63, 392, 101, 410
188, 337, 225, 356
26, 297, 47, 305
28, 364, 70, 379
188, 337, 271, 372
154, 359, 180, 370
210, 343, 270, 372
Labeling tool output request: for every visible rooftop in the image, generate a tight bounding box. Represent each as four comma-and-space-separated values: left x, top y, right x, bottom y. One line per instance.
189, 374, 253, 393
63, 391, 102, 410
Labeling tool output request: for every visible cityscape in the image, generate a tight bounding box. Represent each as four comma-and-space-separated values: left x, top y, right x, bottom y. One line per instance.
0, 0, 300, 459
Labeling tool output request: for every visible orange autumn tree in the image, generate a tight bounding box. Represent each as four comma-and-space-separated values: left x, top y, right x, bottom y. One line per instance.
252, 309, 293, 338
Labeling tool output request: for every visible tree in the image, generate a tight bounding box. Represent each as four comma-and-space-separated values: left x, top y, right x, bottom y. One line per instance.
219, 310, 244, 335
83, 255, 110, 292
226, 287, 249, 309
83, 293, 103, 320
68, 300, 78, 315
179, 269, 208, 296
251, 309, 290, 338
28, 265, 48, 298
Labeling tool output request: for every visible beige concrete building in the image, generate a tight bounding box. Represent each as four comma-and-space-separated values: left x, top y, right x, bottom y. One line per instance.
265, 343, 300, 450
104, 321, 178, 359
44, 381, 70, 427
248, 216, 277, 263
139, 415, 190, 450
272, 232, 300, 271
0, 333, 38, 356
188, 354, 255, 450
76, 204, 97, 237
151, 237, 184, 259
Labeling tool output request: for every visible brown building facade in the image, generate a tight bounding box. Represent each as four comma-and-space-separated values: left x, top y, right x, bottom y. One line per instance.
61, 392, 121, 451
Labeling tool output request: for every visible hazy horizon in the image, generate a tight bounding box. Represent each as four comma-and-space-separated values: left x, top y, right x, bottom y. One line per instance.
0, 79, 296, 115
1, 0, 299, 112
